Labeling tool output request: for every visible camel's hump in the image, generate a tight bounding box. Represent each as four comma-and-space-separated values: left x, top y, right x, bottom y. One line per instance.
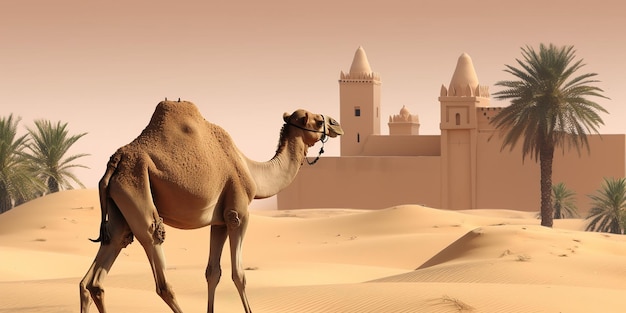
139, 100, 224, 137
149, 100, 204, 127
126, 100, 233, 153
115, 100, 240, 195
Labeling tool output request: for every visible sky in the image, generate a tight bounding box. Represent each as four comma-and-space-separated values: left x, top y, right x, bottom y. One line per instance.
2, 0, 625, 198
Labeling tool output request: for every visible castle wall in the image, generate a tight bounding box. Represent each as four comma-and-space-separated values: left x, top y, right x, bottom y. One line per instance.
277, 133, 626, 213
476, 107, 502, 130
361, 135, 440, 156
475, 132, 626, 213
277, 156, 441, 210
553, 135, 626, 213
475, 130, 539, 210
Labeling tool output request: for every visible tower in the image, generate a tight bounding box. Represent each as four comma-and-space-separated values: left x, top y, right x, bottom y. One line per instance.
439, 53, 490, 210
388, 105, 420, 135
339, 46, 381, 156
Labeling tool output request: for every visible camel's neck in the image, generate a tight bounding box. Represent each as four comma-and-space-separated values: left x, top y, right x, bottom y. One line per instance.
243, 127, 309, 199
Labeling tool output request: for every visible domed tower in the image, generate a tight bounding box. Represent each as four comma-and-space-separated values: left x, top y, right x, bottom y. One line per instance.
439, 53, 490, 210
388, 105, 420, 135
339, 46, 381, 156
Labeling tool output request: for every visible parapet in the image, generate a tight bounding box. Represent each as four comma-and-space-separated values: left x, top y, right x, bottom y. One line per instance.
340, 70, 381, 82
440, 84, 490, 98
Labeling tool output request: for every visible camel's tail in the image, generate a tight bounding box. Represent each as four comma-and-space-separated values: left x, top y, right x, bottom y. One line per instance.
89, 152, 122, 244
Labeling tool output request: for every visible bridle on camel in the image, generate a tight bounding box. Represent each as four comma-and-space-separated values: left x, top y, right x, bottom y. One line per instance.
286, 115, 328, 165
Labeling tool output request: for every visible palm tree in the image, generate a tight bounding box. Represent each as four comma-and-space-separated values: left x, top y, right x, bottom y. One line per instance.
586, 177, 626, 234
23, 119, 89, 193
552, 182, 579, 219
0, 115, 46, 213
491, 43, 608, 227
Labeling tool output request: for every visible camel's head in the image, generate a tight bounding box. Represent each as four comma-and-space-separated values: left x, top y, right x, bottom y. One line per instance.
283, 109, 343, 146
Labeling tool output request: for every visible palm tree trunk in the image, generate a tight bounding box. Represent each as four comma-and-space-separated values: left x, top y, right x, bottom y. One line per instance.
47, 177, 59, 193
0, 183, 12, 213
554, 203, 562, 219
0, 199, 11, 213
540, 144, 555, 227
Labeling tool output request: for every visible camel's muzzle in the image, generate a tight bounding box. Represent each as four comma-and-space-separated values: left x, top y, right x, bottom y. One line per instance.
325, 116, 343, 138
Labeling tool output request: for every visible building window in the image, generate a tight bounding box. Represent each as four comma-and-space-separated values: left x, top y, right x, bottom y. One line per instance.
357, 133, 360, 143
355, 106, 361, 117
455, 113, 461, 125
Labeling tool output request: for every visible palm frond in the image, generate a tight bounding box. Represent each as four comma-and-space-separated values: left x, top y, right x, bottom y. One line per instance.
24, 119, 89, 193
0, 114, 47, 212
552, 182, 579, 219
491, 43, 607, 161
585, 177, 626, 234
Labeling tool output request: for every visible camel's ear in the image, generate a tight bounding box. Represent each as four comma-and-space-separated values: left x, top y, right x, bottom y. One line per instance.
283, 112, 291, 123
298, 113, 308, 126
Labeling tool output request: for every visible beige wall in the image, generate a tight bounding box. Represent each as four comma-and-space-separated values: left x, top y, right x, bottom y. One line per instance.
475, 132, 626, 214
475, 130, 540, 211
277, 133, 626, 214
277, 156, 441, 210
361, 135, 440, 156
553, 135, 626, 213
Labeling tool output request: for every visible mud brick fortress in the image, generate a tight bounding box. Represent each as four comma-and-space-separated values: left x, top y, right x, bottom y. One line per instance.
277, 47, 625, 212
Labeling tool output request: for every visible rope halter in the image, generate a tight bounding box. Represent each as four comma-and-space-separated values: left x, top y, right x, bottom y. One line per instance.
286, 115, 328, 165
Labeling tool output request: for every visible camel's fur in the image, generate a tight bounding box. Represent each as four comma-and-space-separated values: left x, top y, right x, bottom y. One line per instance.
79, 100, 343, 313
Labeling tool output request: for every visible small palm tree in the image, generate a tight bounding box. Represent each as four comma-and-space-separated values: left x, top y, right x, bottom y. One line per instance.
586, 177, 626, 234
0, 115, 46, 213
491, 43, 608, 227
23, 119, 89, 193
552, 182, 579, 219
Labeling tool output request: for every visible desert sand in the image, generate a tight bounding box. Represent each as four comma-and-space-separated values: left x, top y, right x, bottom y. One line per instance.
1, 189, 625, 313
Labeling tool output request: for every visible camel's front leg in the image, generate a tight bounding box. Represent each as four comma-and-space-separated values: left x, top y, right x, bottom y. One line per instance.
206, 224, 228, 313
228, 211, 251, 313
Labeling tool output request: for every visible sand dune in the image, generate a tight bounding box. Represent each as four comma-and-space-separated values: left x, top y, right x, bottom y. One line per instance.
1, 189, 625, 312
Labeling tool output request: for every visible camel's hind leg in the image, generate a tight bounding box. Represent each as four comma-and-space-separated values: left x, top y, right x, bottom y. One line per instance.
115, 199, 183, 313
139, 238, 183, 312
106, 158, 184, 312
79, 202, 133, 313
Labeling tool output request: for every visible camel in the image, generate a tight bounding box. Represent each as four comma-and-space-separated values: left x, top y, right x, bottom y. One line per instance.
79, 100, 343, 313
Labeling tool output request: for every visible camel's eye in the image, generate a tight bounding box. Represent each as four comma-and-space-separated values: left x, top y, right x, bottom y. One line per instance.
316, 120, 324, 127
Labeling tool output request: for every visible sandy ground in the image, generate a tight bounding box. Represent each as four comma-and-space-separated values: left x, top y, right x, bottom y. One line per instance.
1, 189, 625, 313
